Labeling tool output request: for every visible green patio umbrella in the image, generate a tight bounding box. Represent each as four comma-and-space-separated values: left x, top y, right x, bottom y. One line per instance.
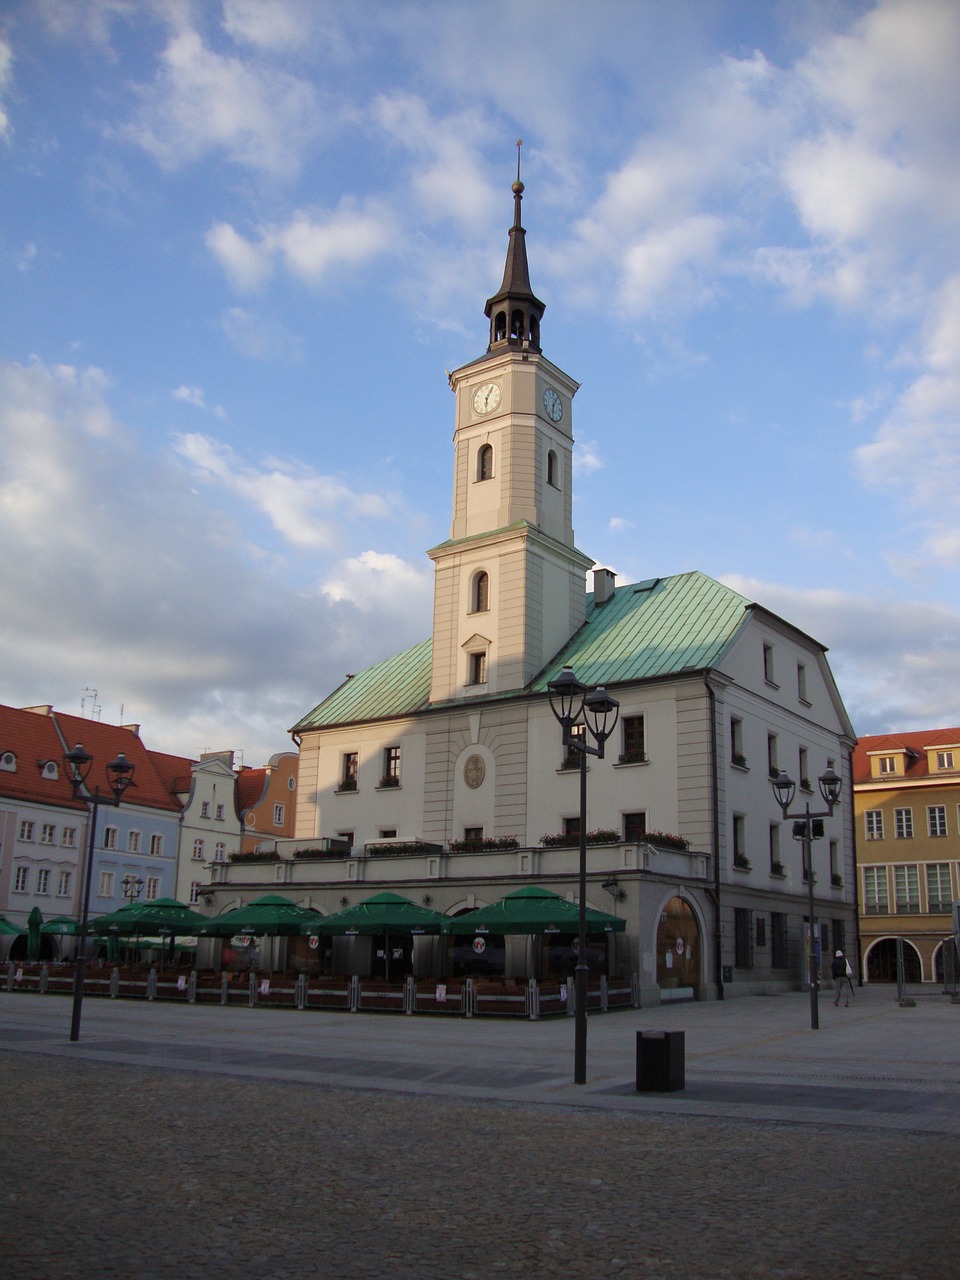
198, 894, 323, 937
26, 907, 43, 961
307, 892, 447, 937
444, 886, 626, 936
92, 898, 210, 937
40, 915, 85, 936
0, 914, 26, 937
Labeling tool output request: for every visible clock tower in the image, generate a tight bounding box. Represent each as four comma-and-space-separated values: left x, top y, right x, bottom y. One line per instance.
428, 172, 593, 703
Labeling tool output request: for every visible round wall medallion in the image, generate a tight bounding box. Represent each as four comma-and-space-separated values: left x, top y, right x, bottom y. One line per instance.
464, 754, 486, 789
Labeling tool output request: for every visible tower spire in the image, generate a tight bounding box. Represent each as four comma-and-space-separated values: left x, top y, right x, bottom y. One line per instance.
484, 143, 545, 352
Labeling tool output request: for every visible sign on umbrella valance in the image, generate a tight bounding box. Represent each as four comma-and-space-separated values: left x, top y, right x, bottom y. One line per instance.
198, 894, 323, 937
306, 892, 447, 937
444, 886, 625, 936
40, 915, 86, 936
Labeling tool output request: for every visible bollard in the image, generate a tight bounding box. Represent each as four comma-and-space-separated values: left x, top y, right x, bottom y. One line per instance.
636, 1029, 685, 1092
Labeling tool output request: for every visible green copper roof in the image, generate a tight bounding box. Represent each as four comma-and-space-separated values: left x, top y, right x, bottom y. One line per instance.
291, 572, 752, 732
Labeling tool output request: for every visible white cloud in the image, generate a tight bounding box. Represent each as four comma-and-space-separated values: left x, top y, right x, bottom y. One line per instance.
0, 33, 13, 142
574, 440, 604, 475
122, 25, 320, 179
172, 431, 396, 552
322, 550, 432, 625
218, 306, 302, 362
207, 203, 394, 292
0, 356, 427, 761
172, 384, 226, 419
723, 575, 960, 736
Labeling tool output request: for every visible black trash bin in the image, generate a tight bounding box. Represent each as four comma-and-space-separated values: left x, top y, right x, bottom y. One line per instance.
636, 1029, 685, 1092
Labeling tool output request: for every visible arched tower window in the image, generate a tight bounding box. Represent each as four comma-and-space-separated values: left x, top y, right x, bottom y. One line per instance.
547, 449, 559, 488
511, 309, 525, 341
494, 311, 506, 342
477, 443, 494, 481
473, 571, 489, 613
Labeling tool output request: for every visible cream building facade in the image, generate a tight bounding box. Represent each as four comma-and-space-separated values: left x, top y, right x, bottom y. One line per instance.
206, 177, 858, 1002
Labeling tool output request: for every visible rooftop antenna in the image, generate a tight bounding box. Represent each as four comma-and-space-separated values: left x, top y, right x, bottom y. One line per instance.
81, 688, 101, 721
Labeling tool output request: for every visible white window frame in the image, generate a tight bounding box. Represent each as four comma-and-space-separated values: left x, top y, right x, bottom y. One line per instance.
57, 870, 72, 897
192, 838, 205, 861
926, 863, 952, 913
36, 868, 51, 895
98, 871, 114, 898
127, 830, 141, 853
928, 805, 947, 838
150, 833, 163, 857
865, 810, 884, 840
145, 876, 160, 902
273, 803, 285, 826
214, 840, 226, 862
40, 823, 56, 845
103, 826, 117, 850
863, 866, 888, 914
61, 827, 76, 847
894, 807, 914, 839
14, 866, 29, 893
18, 820, 34, 842
893, 863, 920, 913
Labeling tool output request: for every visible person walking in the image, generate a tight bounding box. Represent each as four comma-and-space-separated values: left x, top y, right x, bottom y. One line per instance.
832, 949, 855, 1005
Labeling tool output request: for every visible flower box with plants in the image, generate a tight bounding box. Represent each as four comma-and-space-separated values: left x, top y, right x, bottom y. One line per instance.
733, 853, 752, 870
364, 840, 441, 856
539, 828, 621, 848
448, 836, 520, 853
337, 778, 358, 792
617, 748, 647, 765
771, 860, 786, 877
229, 850, 281, 864
731, 752, 748, 769
378, 775, 400, 788
644, 831, 691, 852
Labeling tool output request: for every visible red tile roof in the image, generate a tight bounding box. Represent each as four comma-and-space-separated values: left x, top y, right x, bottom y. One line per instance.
237, 767, 268, 813
148, 749, 198, 797
852, 728, 960, 784
0, 704, 87, 810
47, 709, 183, 812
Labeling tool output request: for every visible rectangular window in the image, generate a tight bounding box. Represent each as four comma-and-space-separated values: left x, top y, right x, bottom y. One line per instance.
36, 868, 50, 895
211, 840, 223, 862
127, 830, 140, 853
829, 918, 845, 958
732, 814, 747, 866
61, 827, 76, 847
201, 801, 210, 817
926, 863, 952, 912
103, 826, 117, 850
879, 755, 897, 774
937, 751, 954, 770
769, 824, 782, 873
798, 747, 809, 789
829, 839, 840, 883
14, 866, 29, 893
755, 916, 767, 949
730, 717, 745, 767
797, 663, 808, 702
894, 864, 920, 913
734, 907, 753, 968
767, 734, 778, 778
863, 866, 889, 914
216, 803, 225, 820
463, 826, 483, 843
771, 913, 788, 969
145, 877, 160, 902
335, 831, 354, 849
57, 870, 71, 897
98, 871, 114, 898
623, 812, 647, 843
563, 816, 581, 841
150, 833, 163, 857
189, 881, 201, 905
620, 715, 645, 764
763, 643, 775, 684
273, 802, 285, 825
469, 651, 487, 685
927, 805, 947, 837
894, 808, 913, 839
562, 723, 585, 769
865, 810, 884, 840
41, 823, 56, 845
341, 752, 358, 790
382, 746, 401, 785
379, 828, 397, 840
18, 820, 34, 842
192, 838, 205, 861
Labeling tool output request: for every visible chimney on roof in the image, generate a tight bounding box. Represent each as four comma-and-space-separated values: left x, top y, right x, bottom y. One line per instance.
23, 705, 53, 716
201, 749, 236, 769
593, 567, 616, 605
121, 724, 141, 737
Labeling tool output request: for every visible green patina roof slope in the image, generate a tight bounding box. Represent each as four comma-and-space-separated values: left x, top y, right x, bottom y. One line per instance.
291, 571, 752, 732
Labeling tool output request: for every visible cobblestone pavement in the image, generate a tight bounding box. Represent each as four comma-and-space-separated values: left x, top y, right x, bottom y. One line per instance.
1, 1055, 953, 1280
2, 987, 958, 1278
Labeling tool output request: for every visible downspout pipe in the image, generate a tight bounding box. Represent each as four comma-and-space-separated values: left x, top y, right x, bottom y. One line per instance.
707, 678, 724, 999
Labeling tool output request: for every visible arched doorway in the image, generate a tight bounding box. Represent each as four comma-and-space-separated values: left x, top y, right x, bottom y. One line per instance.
656, 896, 700, 999
866, 937, 921, 982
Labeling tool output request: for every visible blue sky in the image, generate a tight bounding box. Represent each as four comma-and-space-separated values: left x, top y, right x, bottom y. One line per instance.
2, 0, 960, 764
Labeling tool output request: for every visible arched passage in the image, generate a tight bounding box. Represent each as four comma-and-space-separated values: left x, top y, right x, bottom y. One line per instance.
656, 895, 701, 999
865, 936, 922, 982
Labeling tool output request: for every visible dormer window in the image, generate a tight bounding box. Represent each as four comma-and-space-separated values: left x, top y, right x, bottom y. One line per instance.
0, 751, 15, 772
39, 759, 59, 780
477, 443, 494, 482
937, 751, 954, 770
878, 756, 897, 774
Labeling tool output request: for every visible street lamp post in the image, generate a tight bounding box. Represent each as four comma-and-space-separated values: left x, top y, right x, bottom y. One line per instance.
63, 743, 135, 1042
769, 766, 842, 1031
547, 665, 620, 1085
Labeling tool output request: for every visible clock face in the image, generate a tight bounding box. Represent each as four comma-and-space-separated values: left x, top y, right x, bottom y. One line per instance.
473, 382, 502, 415
543, 387, 563, 422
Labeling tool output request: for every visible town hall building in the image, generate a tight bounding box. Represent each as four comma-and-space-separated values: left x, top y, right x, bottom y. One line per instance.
208, 174, 858, 1002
